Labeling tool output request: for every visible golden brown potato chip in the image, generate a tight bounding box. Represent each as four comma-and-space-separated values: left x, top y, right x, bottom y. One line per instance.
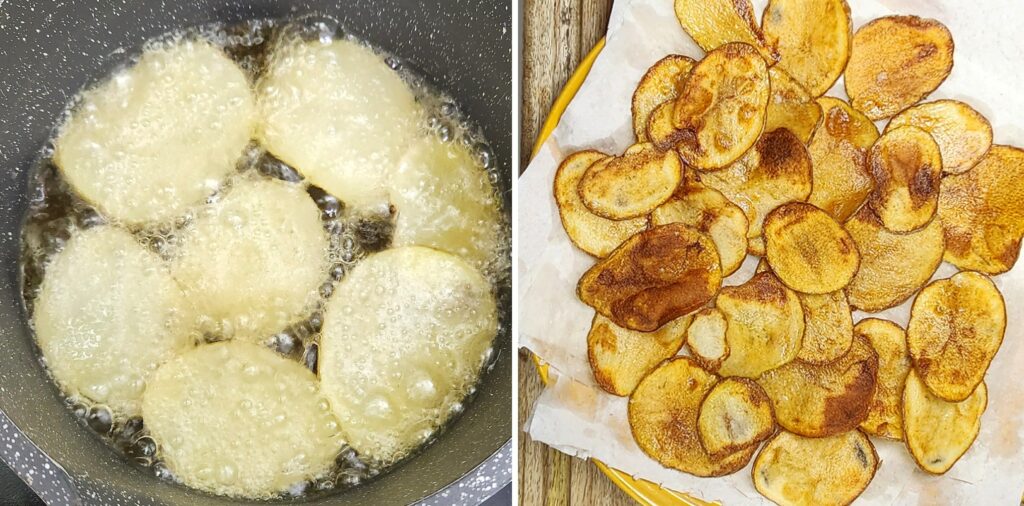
629, 357, 756, 476
845, 16, 954, 120
747, 235, 766, 256
716, 272, 804, 378
907, 271, 1006, 402
857, 318, 911, 440
843, 206, 944, 312
672, 43, 770, 170
753, 430, 878, 506
553, 151, 647, 257
646, 100, 682, 150
807, 97, 879, 221
764, 68, 823, 143
762, 0, 852, 97
588, 313, 692, 396
903, 370, 987, 474
673, 0, 778, 63
887, 100, 993, 175
867, 126, 942, 233
578, 223, 723, 332
796, 291, 853, 364
632, 55, 695, 142
758, 334, 878, 437
697, 378, 775, 457
939, 146, 1024, 274
579, 144, 682, 220
764, 202, 860, 294
650, 183, 749, 276
686, 307, 730, 372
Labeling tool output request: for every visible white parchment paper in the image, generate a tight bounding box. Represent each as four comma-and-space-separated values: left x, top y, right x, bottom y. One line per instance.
519, 0, 1024, 503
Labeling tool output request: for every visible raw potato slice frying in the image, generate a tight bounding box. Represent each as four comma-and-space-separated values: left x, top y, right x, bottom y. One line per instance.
628, 357, 756, 476
716, 272, 804, 378
764, 202, 860, 294
796, 291, 853, 364
686, 308, 730, 372
843, 206, 944, 312
845, 16, 954, 120
907, 271, 1006, 402
887, 100, 993, 175
320, 247, 497, 463
903, 370, 987, 474
142, 341, 344, 499
857, 318, 911, 440
579, 144, 683, 220
632, 55, 695, 142
672, 43, 770, 170
758, 335, 878, 438
765, 68, 823, 143
762, 0, 852, 97
54, 40, 255, 226
578, 223, 722, 332
588, 313, 693, 396
673, 0, 778, 63
939, 146, 1024, 274
697, 378, 775, 457
650, 183, 749, 276
807, 97, 879, 221
33, 227, 195, 417
553, 151, 647, 257
753, 430, 878, 506
867, 126, 942, 233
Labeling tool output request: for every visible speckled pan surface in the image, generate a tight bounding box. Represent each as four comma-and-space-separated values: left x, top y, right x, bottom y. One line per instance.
0, 1, 512, 505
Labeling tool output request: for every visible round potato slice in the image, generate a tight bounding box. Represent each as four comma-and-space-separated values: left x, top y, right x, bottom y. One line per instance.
171, 179, 329, 341
907, 271, 1006, 402
697, 378, 775, 457
579, 144, 682, 220
903, 370, 987, 474
867, 126, 942, 233
843, 206, 944, 312
588, 313, 692, 396
765, 202, 860, 294
716, 272, 804, 378
320, 247, 496, 463
628, 357, 756, 476
807, 97, 879, 221
762, 0, 852, 97
650, 183, 749, 276
54, 39, 255, 226
686, 308, 730, 372
765, 68, 823, 143
673, 0, 778, 63
857, 318, 911, 440
142, 341, 344, 498
753, 430, 878, 506
33, 226, 196, 417
646, 100, 683, 150
796, 291, 853, 364
845, 16, 954, 120
672, 42, 770, 170
887, 100, 993, 175
632, 55, 695, 142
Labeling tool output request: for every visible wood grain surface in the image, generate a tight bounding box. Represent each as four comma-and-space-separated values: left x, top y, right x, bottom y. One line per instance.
519, 1, 634, 505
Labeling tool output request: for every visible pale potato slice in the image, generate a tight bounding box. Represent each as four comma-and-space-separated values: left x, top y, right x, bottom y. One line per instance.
553, 151, 646, 257
650, 183, 749, 276
629, 357, 756, 476
857, 318, 911, 440
672, 43, 770, 170
632, 55, 695, 142
843, 206, 944, 312
903, 370, 987, 474
796, 290, 853, 364
939, 146, 1024, 274
697, 378, 775, 457
171, 179, 329, 341
579, 144, 682, 220
762, 0, 852, 97
867, 126, 942, 233
142, 341, 344, 498
716, 272, 804, 378
54, 39, 255, 226
673, 0, 778, 63
907, 271, 1006, 402
845, 16, 954, 120
646, 100, 683, 149
320, 247, 496, 463
765, 68, 823, 143
753, 430, 878, 506
807, 97, 879, 221
588, 313, 692, 396
887, 100, 993, 175
686, 308, 730, 372
578, 223, 722, 332
33, 227, 196, 417
764, 202, 860, 294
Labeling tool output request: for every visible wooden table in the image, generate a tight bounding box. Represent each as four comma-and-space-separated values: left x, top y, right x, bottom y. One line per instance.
519, 1, 634, 504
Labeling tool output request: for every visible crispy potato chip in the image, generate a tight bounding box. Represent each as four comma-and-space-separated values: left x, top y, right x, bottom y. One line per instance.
646, 100, 683, 150
697, 378, 775, 457
588, 313, 692, 396
796, 291, 853, 364
939, 146, 1024, 274
762, 0, 852, 97
807, 97, 879, 221
843, 206, 944, 312
579, 144, 683, 220
857, 318, 911, 440
867, 126, 942, 233
632, 56, 695, 142
758, 335, 878, 437
650, 183, 749, 276
747, 235, 766, 256
672, 43, 770, 170
765, 202, 860, 294
629, 357, 756, 476
907, 271, 1006, 402
686, 307, 730, 372
887, 100, 993, 175
765, 68, 823, 143
753, 430, 878, 506
578, 223, 722, 332
845, 16, 954, 120
716, 272, 804, 378
903, 370, 987, 474
673, 0, 778, 63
